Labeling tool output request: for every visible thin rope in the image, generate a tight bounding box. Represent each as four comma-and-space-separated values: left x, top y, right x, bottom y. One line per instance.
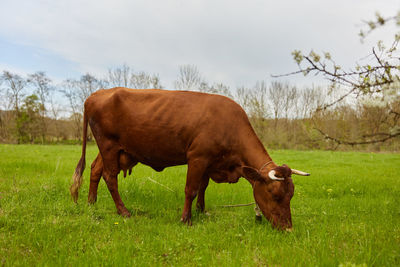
218, 202, 255, 208
144, 176, 176, 193
259, 160, 273, 171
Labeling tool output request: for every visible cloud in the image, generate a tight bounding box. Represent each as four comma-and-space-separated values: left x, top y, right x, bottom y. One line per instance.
0, 0, 398, 88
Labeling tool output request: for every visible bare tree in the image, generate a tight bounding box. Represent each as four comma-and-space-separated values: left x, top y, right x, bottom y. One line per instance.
268, 81, 286, 128
0, 78, 7, 142
77, 73, 103, 104
106, 64, 131, 88
60, 73, 103, 139
298, 86, 325, 118
106, 64, 163, 89
235, 86, 251, 112
130, 71, 163, 89
28, 71, 52, 143
174, 64, 234, 98
235, 82, 271, 142
60, 74, 101, 116
48, 89, 61, 120
198, 82, 232, 98
60, 79, 82, 139
174, 64, 203, 90
250, 81, 269, 119
282, 83, 298, 120
48, 90, 63, 141
0, 71, 28, 143
235, 82, 269, 119
0, 71, 27, 113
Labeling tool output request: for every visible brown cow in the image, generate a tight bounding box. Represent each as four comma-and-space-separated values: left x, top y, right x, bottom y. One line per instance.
70, 87, 310, 230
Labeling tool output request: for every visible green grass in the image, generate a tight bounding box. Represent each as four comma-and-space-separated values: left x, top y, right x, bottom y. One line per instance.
0, 144, 399, 266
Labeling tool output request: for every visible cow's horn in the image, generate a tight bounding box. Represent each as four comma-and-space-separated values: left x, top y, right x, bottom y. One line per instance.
291, 169, 310, 176
268, 170, 284, 181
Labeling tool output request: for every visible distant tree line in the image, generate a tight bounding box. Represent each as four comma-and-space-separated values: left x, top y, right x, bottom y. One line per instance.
0, 63, 398, 151
0, 65, 163, 143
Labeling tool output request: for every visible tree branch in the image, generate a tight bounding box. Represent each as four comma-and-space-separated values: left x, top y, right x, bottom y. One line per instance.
314, 127, 400, 146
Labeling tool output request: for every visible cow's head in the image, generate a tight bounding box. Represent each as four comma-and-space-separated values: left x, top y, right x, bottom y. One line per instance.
243, 164, 309, 231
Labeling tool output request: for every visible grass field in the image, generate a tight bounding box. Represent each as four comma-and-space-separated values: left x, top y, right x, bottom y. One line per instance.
0, 144, 399, 266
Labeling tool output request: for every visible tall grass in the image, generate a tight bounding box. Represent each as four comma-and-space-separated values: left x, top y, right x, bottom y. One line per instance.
0, 144, 399, 266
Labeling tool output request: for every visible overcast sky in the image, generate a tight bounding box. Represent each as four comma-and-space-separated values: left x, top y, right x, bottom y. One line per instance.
0, 0, 398, 89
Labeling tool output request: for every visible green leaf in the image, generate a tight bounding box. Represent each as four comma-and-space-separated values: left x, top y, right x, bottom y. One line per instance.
292, 50, 304, 64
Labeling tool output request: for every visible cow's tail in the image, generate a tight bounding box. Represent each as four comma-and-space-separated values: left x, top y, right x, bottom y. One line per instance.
70, 109, 88, 203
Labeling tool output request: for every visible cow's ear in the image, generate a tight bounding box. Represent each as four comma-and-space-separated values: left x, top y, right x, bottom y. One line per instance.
242, 166, 263, 182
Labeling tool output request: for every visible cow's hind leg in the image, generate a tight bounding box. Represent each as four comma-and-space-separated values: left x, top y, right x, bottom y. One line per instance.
88, 154, 103, 204
104, 173, 130, 217
101, 147, 131, 217
181, 158, 208, 225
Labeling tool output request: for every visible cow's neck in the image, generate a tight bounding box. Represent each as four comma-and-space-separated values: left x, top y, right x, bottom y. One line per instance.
241, 133, 275, 171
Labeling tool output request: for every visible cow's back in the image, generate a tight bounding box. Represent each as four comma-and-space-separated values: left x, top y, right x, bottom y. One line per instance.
85, 87, 252, 168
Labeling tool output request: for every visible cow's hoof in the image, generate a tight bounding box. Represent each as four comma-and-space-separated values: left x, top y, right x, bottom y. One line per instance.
196, 204, 205, 212
255, 215, 262, 222
118, 209, 131, 218
87, 195, 97, 204
180, 217, 192, 226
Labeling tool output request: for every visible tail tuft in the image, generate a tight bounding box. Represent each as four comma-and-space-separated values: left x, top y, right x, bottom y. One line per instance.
70, 156, 85, 203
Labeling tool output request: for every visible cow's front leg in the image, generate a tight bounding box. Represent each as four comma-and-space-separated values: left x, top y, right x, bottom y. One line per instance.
196, 176, 209, 213
181, 158, 208, 225
88, 154, 102, 204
